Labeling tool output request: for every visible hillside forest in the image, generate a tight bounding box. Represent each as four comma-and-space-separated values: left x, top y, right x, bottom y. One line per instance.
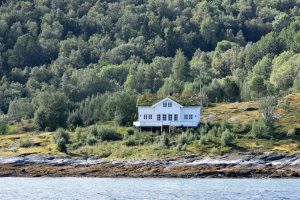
0, 0, 299, 132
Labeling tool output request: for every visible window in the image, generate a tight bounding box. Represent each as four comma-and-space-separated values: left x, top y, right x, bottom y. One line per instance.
157, 114, 161, 121
149, 114, 152, 120
162, 114, 167, 121
184, 114, 188, 120
168, 102, 172, 107
168, 114, 172, 121
144, 114, 147, 120
163, 102, 167, 107
174, 114, 178, 121
189, 114, 193, 120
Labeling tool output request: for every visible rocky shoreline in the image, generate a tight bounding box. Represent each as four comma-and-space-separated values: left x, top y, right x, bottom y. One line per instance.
0, 152, 300, 178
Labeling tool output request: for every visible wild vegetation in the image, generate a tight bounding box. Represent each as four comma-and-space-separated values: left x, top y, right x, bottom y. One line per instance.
0, 0, 299, 158
0, 0, 299, 130
0, 93, 299, 159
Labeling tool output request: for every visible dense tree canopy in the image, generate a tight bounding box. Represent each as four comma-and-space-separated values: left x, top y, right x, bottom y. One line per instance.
0, 0, 299, 129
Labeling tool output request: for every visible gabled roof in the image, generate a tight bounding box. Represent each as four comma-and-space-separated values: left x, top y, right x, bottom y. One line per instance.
151, 97, 183, 108
136, 94, 201, 106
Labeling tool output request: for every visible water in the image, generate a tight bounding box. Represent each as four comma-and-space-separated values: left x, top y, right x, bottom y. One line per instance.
0, 178, 299, 200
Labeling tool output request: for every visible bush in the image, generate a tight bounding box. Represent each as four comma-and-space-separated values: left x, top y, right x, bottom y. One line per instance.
210, 147, 219, 154
126, 128, 135, 136
57, 138, 67, 153
221, 129, 234, 146
199, 136, 207, 145
97, 126, 122, 141
177, 134, 188, 147
54, 128, 70, 143
53, 129, 70, 153
86, 134, 97, 145
133, 131, 157, 145
208, 127, 218, 137
199, 134, 214, 145
88, 126, 98, 137
0, 115, 8, 135
199, 127, 207, 136
221, 120, 231, 131
18, 139, 34, 148
160, 134, 170, 148
169, 126, 177, 134
75, 127, 84, 144
124, 136, 138, 146
251, 119, 269, 139
258, 96, 278, 127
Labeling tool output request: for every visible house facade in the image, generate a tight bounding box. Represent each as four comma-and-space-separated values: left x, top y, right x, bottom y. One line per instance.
133, 97, 201, 128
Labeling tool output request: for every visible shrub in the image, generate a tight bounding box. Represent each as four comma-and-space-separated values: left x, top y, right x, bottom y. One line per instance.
134, 131, 156, 145
127, 128, 135, 136
88, 126, 98, 137
181, 143, 187, 151
232, 122, 242, 134
199, 137, 207, 145
251, 119, 269, 139
208, 127, 217, 137
97, 126, 122, 141
199, 127, 207, 136
57, 138, 67, 153
18, 139, 34, 148
169, 126, 177, 134
199, 134, 214, 145
160, 134, 170, 148
177, 134, 188, 147
53, 129, 70, 153
124, 137, 138, 146
75, 127, 84, 144
210, 147, 219, 154
86, 134, 97, 145
221, 129, 234, 146
0, 115, 8, 135
258, 96, 278, 127
54, 128, 70, 143
221, 120, 231, 131
232, 122, 252, 134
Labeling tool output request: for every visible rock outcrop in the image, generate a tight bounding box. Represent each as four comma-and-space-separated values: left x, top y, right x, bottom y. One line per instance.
0, 152, 299, 178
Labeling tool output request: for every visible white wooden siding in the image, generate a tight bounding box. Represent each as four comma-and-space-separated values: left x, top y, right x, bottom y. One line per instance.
134, 97, 201, 127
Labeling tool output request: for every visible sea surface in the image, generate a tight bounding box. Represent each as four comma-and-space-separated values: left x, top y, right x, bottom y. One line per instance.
0, 178, 299, 200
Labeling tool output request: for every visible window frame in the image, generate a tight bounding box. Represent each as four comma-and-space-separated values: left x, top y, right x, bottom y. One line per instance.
163, 102, 167, 107
184, 114, 188, 120
189, 114, 193, 120
162, 114, 167, 121
157, 114, 161, 121
168, 114, 172, 121
168, 102, 172, 107
174, 114, 178, 121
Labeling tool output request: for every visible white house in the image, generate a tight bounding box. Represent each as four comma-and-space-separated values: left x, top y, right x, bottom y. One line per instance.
133, 97, 201, 129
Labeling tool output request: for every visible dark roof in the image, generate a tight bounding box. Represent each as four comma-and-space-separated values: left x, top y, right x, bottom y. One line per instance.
136, 94, 201, 106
